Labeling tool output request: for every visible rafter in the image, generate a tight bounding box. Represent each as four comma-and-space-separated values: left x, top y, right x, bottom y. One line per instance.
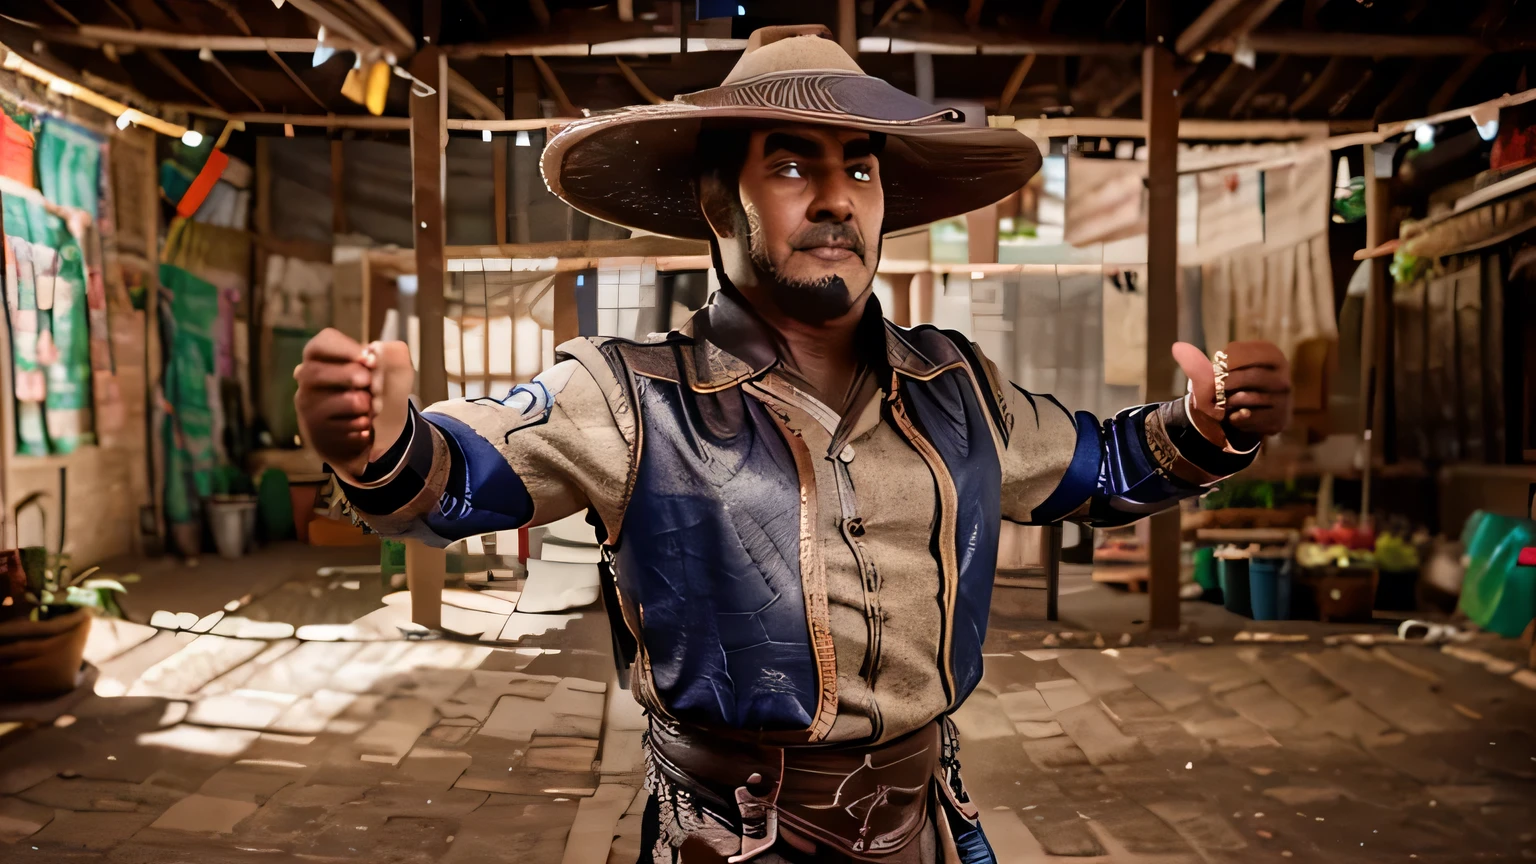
1215, 31, 1496, 57
1176, 0, 1246, 57
204, 51, 266, 111
1229, 55, 1285, 117
205, 0, 331, 112
1327, 68, 1372, 117
530, 55, 577, 117
614, 58, 664, 105
446, 66, 504, 119
1195, 58, 1243, 113
145, 48, 225, 112
999, 54, 1036, 113
1428, 55, 1485, 114
41, 0, 80, 27
1097, 76, 1141, 118
283, 0, 372, 48
63, 25, 355, 53
1288, 56, 1341, 115
347, 0, 415, 52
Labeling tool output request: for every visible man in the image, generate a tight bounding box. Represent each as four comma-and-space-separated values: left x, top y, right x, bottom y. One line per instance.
295, 26, 1291, 864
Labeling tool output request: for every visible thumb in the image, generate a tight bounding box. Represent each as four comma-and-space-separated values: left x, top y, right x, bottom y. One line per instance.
1172, 342, 1222, 421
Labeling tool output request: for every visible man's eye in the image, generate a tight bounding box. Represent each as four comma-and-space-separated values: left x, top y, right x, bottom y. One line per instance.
778, 164, 803, 179
851, 167, 872, 182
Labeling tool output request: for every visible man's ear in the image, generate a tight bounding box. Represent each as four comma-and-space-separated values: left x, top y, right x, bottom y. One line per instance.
697, 174, 741, 240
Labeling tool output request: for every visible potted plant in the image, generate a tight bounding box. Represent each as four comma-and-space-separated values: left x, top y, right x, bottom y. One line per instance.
0, 548, 134, 700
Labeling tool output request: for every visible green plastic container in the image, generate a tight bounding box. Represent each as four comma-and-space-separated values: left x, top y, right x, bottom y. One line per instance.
1458, 510, 1536, 638
1194, 547, 1217, 591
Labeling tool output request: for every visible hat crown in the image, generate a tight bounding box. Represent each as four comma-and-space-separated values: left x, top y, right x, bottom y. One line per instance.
720, 25, 865, 86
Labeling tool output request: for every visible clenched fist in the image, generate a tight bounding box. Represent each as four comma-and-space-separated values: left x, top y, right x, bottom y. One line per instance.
1172, 340, 1292, 451
293, 328, 415, 479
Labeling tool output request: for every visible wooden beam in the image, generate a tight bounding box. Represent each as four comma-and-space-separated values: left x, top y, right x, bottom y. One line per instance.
1327, 68, 1373, 117
1194, 58, 1242, 113
1288, 56, 1341, 115
1428, 55, 1485, 114
617, 0, 634, 22
493, 136, 508, 245
1215, 31, 1493, 57
331, 138, 347, 235
553, 271, 580, 345
447, 67, 505, 119
614, 58, 664, 105
203, 51, 266, 111
284, 0, 374, 48
530, 55, 578, 117
145, 48, 224, 112
1145, 0, 1181, 632
407, 45, 448, 630
1229, 55, 1286, 117
203, 0, 333, 111
60, 26, 357, 53
1176, 0, 1246, 57
1234, 0, 1287, 36
1359, 142, 1392, 514
1007, 115, 1331, 140
1000, 54, 1036, 113
838, 0, 858, 56
348, 0, 416, 52
0, 47, 190, 139
1098, 76, 1141, 117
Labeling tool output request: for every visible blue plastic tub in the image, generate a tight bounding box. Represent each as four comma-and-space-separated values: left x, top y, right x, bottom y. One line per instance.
1219, 558, 1252, 618
1249, 557, 1293, 621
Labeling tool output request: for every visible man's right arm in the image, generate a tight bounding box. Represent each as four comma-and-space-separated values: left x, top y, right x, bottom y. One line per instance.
337, 359, 631, 547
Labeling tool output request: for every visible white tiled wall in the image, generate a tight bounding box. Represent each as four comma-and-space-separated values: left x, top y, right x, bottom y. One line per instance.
597, 260, 658, 340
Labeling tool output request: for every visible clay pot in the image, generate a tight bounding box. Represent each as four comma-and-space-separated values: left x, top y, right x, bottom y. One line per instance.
0, 608, 92, 700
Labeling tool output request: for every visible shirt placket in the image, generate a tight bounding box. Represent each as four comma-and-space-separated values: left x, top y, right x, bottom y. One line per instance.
746, 374, 887, 743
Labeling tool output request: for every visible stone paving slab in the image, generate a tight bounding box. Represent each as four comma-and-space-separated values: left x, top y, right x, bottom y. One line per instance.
1297, 649, 1471, 736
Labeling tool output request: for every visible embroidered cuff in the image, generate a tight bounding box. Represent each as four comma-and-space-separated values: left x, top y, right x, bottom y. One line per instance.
337, 405, 438, 515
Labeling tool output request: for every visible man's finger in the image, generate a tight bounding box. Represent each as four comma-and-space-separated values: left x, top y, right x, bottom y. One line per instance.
303, 328, 367, 364
1172, 342, 1222, 419
296, 361, 372, 391
297, 389, 372, 420
1223, 367, 1289, 394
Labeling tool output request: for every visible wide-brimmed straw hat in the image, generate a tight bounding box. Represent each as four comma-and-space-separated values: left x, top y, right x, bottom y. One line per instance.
540, 24, 1042, 241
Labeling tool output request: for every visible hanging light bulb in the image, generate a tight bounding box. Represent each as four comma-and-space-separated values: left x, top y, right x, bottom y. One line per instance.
1414, 124, 1435, 146
515, 130, 531, 147
482, 129, 492, 142
115, 110, 133, 130
182, 129, 204, 147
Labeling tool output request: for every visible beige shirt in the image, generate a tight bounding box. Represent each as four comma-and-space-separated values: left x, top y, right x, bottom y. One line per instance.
343, 299, 1243, 745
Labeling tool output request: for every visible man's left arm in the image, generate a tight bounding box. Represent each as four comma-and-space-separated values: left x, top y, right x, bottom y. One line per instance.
978, 342, 1292, 527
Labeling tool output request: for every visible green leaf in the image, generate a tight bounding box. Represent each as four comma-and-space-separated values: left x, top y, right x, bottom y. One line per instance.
81, 578, 128, 594
65, 586, 103, 609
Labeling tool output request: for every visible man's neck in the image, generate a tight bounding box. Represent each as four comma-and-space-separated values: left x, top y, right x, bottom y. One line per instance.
744, 287, 869, 409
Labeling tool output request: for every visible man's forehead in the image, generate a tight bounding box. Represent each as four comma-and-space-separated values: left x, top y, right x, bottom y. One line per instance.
752, 126, 871, 148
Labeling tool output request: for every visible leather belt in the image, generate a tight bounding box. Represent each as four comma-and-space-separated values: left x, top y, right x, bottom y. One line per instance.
648, 720, 941, 862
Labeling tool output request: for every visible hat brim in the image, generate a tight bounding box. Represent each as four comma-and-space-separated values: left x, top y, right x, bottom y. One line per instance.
541, 101, 1042, 241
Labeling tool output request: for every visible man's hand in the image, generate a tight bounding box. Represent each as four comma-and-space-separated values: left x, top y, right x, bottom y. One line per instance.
293, 329, 415, 478
1172, 340, 1292, 451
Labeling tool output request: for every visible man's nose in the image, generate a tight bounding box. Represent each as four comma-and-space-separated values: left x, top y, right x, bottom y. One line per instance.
806, 171, 856, 223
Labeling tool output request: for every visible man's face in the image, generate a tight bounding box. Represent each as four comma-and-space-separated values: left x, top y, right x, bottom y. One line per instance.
705, 125, 884, 323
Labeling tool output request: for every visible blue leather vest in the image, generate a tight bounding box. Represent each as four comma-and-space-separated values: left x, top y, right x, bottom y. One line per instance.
574, 324, 1004, 742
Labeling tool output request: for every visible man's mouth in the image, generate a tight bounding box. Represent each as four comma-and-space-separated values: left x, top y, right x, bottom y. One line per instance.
800, 245, 857, 261
795, 236, 861, 262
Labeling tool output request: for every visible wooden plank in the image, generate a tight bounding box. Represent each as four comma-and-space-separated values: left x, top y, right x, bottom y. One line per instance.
408, 45, 450, 630
1360, 142, 1393, 509
1217, 30, 1492, 57
492, 138, 508, 246
838, 0, 858, 56
553, 271, 580, 345
1144, 0, 1181, 631
330, 138, 347, 235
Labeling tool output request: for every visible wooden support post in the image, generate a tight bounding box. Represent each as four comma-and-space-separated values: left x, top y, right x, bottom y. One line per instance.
965, 205, 999, 266
888, 273, 913, 327
407, 45, 449, 629
838, 0, 858, 57
1144, 0, 1182, 632
330, 138, 347, 236
492, 139, 508, 245
553, 271, 580, 345
913, 271, 935, 325
1359, 142, 1393, 519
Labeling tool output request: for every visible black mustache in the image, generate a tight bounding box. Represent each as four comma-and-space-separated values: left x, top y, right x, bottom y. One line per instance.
791, 224, 866, 257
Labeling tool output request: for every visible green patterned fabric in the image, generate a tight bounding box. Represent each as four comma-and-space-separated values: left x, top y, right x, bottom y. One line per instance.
34, 119, 101, 220
159, 264, 220, 525
2, 194, 94, 454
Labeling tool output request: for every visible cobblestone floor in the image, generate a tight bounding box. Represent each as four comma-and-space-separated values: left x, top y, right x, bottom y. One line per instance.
2, 549, 1535, 863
